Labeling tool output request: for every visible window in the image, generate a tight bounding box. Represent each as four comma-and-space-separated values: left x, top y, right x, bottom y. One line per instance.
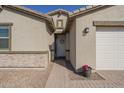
0, 26, 10, 50
56, 20, 63, 28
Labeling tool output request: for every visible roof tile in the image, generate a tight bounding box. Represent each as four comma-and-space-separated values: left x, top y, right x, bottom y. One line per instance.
73, 9, 80, 13
86, 5, 93, 9
79, 7, 86, 11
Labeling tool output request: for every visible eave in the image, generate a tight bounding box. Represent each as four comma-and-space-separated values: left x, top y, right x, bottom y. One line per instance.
65, 5, 114, 32
2, 5, 55, 32
47, 9, 70, 16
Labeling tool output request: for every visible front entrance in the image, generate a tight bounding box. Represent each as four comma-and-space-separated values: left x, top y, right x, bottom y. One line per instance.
55, 34, 65, 58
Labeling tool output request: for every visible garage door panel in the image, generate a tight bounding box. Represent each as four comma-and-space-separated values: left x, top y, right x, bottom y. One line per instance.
97, 63, 115, 69
96, 27, 124, 70
118, 62, 124, 68
97, 43, 115, 45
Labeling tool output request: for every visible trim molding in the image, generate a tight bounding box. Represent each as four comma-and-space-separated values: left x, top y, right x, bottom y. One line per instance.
4, 5, 51, 21
3, 5, 55, 32
0, 23, 13, 26
0, 51, 49, 54
70, 6, 113, 18
93, 21, 124, 27
0, 24, 12, 51
56, 19, 64, 29
47, 9, 69, 16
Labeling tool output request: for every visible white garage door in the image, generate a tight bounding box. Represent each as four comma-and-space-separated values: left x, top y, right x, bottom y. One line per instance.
96, 27, 124, 70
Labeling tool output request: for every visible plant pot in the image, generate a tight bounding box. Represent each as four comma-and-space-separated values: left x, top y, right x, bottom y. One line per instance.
83, 67, 92, 77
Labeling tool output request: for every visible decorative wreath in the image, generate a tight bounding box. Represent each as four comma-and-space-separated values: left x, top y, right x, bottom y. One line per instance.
60, 39, 64, 44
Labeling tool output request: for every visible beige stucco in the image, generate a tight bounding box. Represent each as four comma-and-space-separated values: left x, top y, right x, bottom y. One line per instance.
51, 14, 68, 33
0, 8, 49, 51
0, 7, 53, 68
46, 27, 55, 61
50, 13, 68, 60
74, 5, 124, 71
1, 5, 124, 70
69, 20, 76, 68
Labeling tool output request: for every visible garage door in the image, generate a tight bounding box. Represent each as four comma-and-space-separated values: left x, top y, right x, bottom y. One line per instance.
96, 27, 124, 70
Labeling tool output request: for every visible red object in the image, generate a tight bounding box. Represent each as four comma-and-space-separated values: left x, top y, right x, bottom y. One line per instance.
82, 64, 89, 71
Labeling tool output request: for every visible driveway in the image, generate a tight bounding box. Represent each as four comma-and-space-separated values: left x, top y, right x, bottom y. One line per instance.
0, 60, 124, 88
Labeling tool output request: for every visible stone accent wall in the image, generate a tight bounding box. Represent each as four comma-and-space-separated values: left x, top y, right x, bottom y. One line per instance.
0, 54, 48, 68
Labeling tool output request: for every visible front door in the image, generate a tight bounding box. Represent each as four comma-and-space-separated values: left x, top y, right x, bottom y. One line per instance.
55, 35, 65, 58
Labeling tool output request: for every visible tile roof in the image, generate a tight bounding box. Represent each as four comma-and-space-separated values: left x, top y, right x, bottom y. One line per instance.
47, 9, 70, 16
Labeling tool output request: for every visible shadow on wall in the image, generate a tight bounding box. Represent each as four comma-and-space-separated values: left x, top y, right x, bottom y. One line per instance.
53, 59, 75, 72
46, 25, 53, 35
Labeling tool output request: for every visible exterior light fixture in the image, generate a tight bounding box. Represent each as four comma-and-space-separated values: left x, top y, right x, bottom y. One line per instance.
84, 27, 90, 33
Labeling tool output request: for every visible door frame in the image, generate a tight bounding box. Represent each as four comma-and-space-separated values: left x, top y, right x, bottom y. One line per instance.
54, 34, 66, 59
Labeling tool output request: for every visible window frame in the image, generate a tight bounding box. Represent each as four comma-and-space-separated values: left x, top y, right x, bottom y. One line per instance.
0, 25, 11, 51
56, 19, 63, 29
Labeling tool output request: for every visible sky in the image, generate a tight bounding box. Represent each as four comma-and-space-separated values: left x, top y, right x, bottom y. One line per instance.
23, 5, 86, 13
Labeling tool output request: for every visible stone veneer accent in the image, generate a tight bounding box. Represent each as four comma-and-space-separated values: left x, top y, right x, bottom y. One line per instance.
0, 54, 48, 68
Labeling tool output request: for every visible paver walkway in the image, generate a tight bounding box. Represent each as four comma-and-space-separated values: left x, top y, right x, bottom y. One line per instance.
46, 60, 124, 88
0, 59, 124, 88
0, 62, 53, 88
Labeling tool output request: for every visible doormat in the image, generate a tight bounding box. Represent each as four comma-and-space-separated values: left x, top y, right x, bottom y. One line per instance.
65, 61, 105, 80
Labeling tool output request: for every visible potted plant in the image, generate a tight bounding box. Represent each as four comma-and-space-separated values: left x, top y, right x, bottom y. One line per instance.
82, 64, 92, 77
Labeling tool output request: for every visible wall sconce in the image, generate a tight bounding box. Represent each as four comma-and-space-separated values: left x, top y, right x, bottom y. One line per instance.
82, 27, 90, 36
84, 27, 90, 33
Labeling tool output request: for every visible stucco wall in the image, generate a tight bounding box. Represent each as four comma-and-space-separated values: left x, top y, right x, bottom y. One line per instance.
46, 27, 55, 61
51, 14, 68, 33
70, 20, 76, 68
0, 8, 49, 51
75, 5, 124, 71
0, 7, 53, 68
